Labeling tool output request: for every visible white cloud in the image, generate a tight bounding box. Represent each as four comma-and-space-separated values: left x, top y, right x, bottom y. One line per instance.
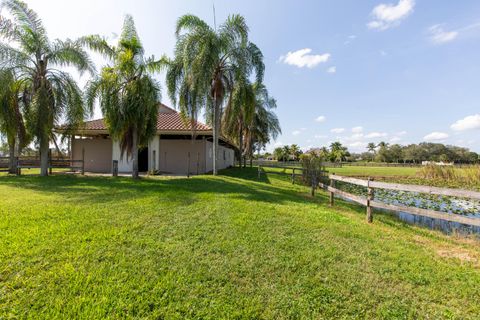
428, 25, 458, 44
292, 130, 301, 136
327, 66, 336, 74
330, 128, 345, 134
279, 48, 330, 68
351, 126, 363, 133
365, 132, 388, 138
424, 132, 449, 141
315, 115, 326, 123
451, 114, 480, 131
396, 130, 407, 136
314, 134, 327, 139
344, 35, 357, 45
368, 0, 415, 30
390, 137, 402, 143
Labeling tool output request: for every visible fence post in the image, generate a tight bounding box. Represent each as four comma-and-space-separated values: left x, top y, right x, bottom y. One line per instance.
311, 174, 316, 197
257, 165, 261, 179
196, 152, 200, 175
291, 168, 295, 184
366, 177, 374, 223
48, 149, 52, 175
15, 157, 20, 176
81, 148, 85, 175
187, 152, 190, 178
112, 160, 118, 177
329, 173, 335, 206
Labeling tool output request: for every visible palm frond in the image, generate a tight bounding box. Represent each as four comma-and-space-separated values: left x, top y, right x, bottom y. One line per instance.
47, 39, 96, 76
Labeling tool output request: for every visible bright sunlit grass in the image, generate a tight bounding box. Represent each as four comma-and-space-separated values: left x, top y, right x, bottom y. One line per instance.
1, 168, 479, 318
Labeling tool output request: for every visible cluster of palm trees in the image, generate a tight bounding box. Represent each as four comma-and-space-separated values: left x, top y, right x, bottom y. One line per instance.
0, 0, 280, 177
273, 144, 302, 162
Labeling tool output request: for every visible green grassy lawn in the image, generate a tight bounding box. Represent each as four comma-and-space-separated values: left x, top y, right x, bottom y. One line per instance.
1, 168, 480, 319
329, 165, 419, 177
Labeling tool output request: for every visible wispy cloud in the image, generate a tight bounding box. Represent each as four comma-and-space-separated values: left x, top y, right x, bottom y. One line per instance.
365, 132, 388, 138
330, 128, 345, 134
451, 114, 480, 131
367, 0, 415, 30
424, 132, 449, 141
292, 130, 301, 136
327, 66, 336, 74
351, 126, 363, 133
279, 48, 330, 68
428, 25, 458, 44
315, 115, 326, 123
344, 35, 357, 45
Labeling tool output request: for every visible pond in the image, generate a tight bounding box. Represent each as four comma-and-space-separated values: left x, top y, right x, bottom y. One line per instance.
334, 181, 480, 235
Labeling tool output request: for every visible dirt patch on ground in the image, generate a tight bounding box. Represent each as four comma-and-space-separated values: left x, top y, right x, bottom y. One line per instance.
436, 248, 478, 264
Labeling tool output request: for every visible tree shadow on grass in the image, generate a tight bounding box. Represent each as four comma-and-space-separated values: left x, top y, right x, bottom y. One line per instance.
0, 168, 311, 208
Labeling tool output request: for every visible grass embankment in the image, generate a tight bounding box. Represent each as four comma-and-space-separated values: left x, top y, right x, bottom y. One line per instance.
1, 168, 480, 318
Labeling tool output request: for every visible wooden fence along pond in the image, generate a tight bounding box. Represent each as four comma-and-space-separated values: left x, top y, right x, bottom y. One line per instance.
319, 175, 480, 227
258, 165, 480, 230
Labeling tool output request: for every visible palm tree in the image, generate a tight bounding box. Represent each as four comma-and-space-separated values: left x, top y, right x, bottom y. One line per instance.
289, 144, 302, 161
83, 16, 161, 179
222, 78, 255, 168
0, 0, 94, 176
164, 14, 264, 175
367, 142, 376, 161
243, 83, 281, 167
377, 141, 389, 149
0, 69, 28, 173
330, 141, 347, 163
223, 82, 280, 168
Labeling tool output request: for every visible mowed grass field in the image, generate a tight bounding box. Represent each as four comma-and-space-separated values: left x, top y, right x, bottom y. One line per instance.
1, 168, 480, 319
328, 165, 419, 177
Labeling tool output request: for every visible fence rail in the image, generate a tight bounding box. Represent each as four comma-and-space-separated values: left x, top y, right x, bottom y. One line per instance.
319, 174, 480, 227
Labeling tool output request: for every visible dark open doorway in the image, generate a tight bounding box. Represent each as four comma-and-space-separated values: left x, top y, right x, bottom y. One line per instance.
138, 147, 149, 172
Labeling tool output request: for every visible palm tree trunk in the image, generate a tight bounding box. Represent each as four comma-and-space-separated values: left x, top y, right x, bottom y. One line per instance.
8, 138, 15, 174
132, 127, 139, 179
238, 125, 243, 168
40, 136, 49, 176
212, 96, 220, 176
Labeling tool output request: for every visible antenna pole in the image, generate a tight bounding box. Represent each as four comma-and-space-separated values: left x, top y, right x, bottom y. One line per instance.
213, 2, 217, 30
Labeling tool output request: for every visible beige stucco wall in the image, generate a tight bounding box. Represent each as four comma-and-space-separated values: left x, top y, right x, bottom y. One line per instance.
73, 135, 234, 174
159, 139, 207, 174
112, 140, 133, 173
148, 135, 160, 172
205, 141, 234, 172
72, 137, 112, 173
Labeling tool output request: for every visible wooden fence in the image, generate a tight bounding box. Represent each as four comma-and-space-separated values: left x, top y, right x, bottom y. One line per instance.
16, 157, 84, 175
319, 174, 480, 227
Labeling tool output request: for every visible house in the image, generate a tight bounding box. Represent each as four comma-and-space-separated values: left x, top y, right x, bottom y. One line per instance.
58, 104, 235, 174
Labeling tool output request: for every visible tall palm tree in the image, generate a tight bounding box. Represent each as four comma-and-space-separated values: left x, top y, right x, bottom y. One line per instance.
164, 14, 264, 175
83, 15, 161, 179
0, 0, 94, 176
243, 83, 281, 167
0, 69, 28, 173
222, 77, 255, 167
289, 144, 302, 161
367, 142, 376, 161
330, 141, 347, 162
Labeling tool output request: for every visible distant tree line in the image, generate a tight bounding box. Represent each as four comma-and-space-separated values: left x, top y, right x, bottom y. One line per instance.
265, 141, 479, 164
358, 142, 479, 164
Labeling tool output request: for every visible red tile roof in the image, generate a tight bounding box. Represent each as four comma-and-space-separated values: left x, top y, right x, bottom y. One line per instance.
78, 104, 211, 132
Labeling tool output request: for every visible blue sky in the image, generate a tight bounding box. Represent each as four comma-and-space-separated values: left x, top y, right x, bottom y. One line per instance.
19, 0, 480, 152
